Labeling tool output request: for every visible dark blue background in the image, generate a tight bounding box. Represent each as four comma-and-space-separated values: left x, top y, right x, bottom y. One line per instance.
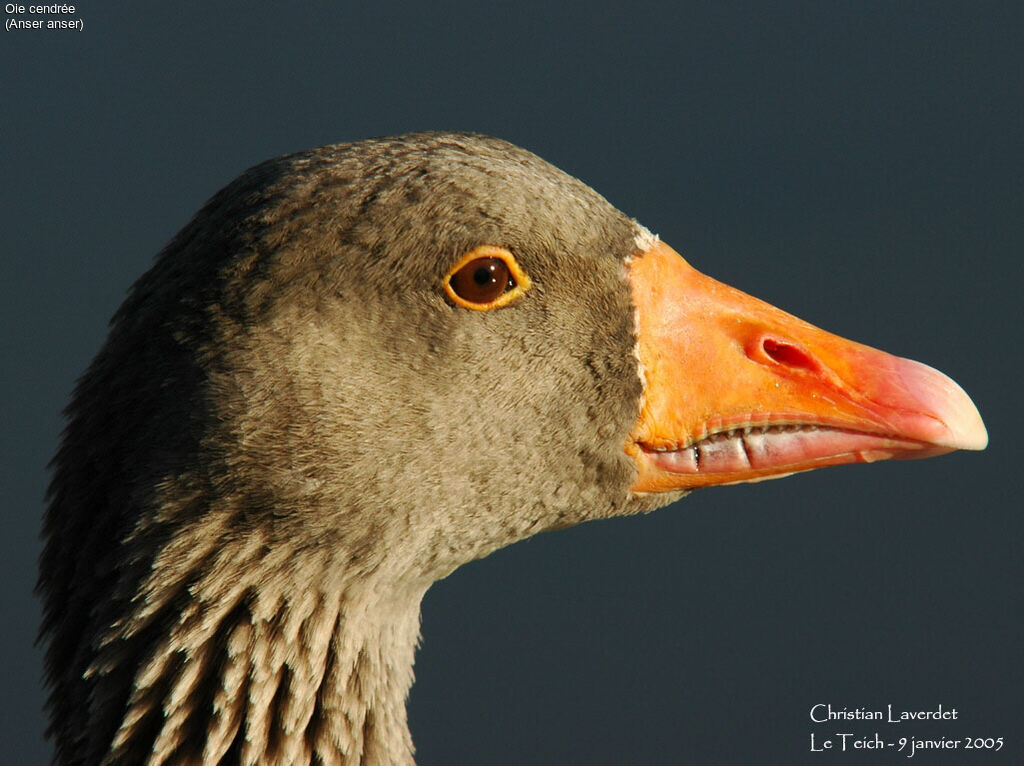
3, 2, 1020, 763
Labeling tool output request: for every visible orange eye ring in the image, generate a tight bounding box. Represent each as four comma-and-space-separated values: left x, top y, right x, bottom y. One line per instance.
443, 245, 533, 310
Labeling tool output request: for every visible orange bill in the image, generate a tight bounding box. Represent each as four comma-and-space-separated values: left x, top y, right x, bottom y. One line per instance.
626, 241, 987, 493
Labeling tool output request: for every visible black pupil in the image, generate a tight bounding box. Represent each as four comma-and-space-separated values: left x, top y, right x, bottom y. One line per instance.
473, 266, 494, 286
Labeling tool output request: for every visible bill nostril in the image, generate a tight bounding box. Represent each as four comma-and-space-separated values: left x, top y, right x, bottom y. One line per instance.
761, 338, 819, 372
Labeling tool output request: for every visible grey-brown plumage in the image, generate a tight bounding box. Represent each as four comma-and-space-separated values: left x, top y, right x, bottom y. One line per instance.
40, 133, 679, 764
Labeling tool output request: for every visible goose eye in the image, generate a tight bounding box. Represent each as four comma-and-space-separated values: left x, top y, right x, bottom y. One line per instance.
443, 246, 533, 310
450, 258, 512, 304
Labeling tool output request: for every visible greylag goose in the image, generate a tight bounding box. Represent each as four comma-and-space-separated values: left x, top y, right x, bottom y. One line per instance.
39, 132, 986, 765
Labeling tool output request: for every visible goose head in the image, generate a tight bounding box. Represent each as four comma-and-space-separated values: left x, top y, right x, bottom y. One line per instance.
39, 132, 986, 764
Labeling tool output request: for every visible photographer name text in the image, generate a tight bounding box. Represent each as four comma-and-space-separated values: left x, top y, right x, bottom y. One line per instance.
809, 704, 1004, 758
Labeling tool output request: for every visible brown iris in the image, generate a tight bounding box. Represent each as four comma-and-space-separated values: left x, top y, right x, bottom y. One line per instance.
450, 258, 513, 304
443, 246, 533, 310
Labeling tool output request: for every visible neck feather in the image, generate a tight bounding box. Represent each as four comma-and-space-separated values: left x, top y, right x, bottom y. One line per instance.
89, 539, 424, 766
